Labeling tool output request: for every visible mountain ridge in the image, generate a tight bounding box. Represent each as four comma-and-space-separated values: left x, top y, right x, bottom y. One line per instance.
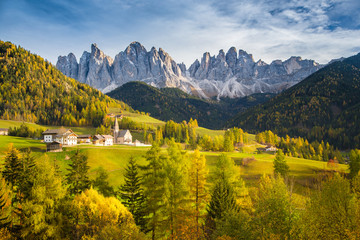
227, 52, 360, 149
57, 42, 323, 98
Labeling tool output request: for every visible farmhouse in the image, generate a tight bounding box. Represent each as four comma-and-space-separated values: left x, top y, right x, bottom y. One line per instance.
77, 134, 92, 144
42, 128, 78, 146
46, 141, 62, 152
0, 128, 9, 135
93, 134, 114, 146
265, 145, 278, 152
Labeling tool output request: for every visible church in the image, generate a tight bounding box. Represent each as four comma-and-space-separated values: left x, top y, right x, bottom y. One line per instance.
113, 116, 132, 144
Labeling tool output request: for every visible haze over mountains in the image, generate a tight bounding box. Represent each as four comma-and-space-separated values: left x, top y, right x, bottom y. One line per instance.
56, 42, 323, 98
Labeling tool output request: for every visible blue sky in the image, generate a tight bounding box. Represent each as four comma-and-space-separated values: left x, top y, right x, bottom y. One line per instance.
1, 0, 359, 66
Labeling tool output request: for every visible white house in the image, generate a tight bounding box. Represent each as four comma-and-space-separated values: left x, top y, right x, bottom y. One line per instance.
103, 135, 114, 146
93, 134, 113, 146
42, 128, 78, 146
0, 128, 9, 135
265, 145, 278, 152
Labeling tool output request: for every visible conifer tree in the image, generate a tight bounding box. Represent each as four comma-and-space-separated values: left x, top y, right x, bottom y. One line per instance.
349, 149, 360, 179
163, 140, 189, 238
0, 177, 12, 229
92, 166, 114, 197
273, 149, 289, 178
207, 178, 237, 223
2, 144, 22, 190
119, 157, 147, 231
142, 144, 166, 240
21, 158, 66, 239
252, 175, 293, 239
18, 148, 36, 200
188, 149, 208, 238
66, 149, 90, 196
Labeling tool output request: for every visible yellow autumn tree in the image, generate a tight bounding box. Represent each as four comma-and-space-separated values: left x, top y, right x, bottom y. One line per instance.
72, 188, 145, 240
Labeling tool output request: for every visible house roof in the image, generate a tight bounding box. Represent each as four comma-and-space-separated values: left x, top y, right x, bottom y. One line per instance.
102, 135, 114, 139
47, 141, 62, 145
0, 128, 9, 131
77, 134, 91, 138
93, 134, 105, 140
42, 128, 69, 135
119, 130, 130, 137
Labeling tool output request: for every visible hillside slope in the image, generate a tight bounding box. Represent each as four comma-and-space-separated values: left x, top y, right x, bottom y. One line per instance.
0, 41, 130, 127
107, 81, 273, 129
228, 53, 360, 149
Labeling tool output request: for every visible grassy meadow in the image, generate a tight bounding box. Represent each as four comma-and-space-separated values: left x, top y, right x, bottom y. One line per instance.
0, 130, 348, 199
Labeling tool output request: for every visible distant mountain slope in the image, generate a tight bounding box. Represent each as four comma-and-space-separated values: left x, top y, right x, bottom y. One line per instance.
107, 81, 273, 129
228, 52, 360, 149
57, 42, 322, 98
0, 40, 129, 127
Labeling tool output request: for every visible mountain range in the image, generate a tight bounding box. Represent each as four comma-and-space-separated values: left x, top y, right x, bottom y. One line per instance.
228, 52, 360, 149
56, 42, 323, 98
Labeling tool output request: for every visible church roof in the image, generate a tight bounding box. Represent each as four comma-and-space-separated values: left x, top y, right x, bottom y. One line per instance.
119, 130, 130, 137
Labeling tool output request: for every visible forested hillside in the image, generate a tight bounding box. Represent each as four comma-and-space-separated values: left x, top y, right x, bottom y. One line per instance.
228, 53, 360, 149
108, 81, 273, 129
0, 41, 130, 127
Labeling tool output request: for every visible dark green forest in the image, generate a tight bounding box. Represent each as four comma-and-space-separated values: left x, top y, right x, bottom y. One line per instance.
228, 53, 360, 149
107, 81, 273, 129
0, 41, 130, 127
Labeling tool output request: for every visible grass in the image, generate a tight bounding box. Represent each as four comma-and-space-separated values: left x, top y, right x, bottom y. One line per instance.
0, 120, 96, 135
0, 136, 349, 198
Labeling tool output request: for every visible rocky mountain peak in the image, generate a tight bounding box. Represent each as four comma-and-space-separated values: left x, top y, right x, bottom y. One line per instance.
57, 42, 323, 99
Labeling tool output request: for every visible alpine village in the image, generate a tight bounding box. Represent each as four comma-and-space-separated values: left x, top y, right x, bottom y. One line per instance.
1, 2, 360, 240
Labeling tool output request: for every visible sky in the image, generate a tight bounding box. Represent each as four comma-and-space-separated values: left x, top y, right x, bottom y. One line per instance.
1, 0, 360, 67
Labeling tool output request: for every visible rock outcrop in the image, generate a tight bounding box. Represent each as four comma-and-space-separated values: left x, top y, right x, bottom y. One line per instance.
56, 43, 323, 98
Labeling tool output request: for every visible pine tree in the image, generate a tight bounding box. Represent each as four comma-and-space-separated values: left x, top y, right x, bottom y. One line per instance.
119, 157, 147, 231
2, 144, 22, 190
188, 149, 208, 239
92, 167, 114, 197
207, 178, 237, 222
273, 149, 289, 178
66, 149, 90, 196
142, 144, 166, 240
0, 177, 12, 229
18, 148, 36, 200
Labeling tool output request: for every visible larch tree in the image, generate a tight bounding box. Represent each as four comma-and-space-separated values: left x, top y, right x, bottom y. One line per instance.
0, 177, 12, 230
21, 157, 66, 239
163, 140, 189, 239
142, 144, 166, 240
252, 175, 294, 239
188, 149, 208, 238
349, 149, 360, 179
273, 149, 289, 178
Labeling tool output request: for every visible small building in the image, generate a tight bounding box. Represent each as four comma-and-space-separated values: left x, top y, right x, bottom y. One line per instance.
0, 128, 9, 136
42, 128, 77, 145
46, 141, 62, 152
77, 134, 92, 144
103, 135, 114, 146
93, 134, 105, 146
93, 134, 113, 146
265, 145, 278, 152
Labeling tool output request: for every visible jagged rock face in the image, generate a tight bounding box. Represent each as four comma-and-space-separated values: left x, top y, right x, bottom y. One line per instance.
188, 48, 322, 98
56, 43, 323, 98
56, 53, 78, 80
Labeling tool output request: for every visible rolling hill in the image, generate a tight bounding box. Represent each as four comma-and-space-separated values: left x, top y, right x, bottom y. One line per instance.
0, 40, 130, 127
228, 53, 360, 149
107, 81, 273, 129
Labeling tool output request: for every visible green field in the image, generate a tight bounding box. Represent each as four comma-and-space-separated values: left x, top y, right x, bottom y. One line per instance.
0, 135, 348, 198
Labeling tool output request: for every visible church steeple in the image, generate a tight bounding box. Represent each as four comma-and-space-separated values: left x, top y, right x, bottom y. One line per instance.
114, 116, 119, 133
